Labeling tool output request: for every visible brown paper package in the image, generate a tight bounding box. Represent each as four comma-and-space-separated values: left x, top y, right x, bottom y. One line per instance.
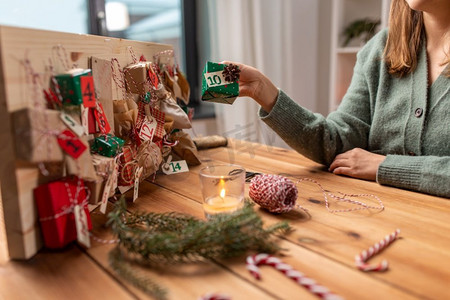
65, 136, 98, 182
124, 62, 150, 94
170, 130, 201, 166
12, 108, 66, 162
87, 154, 117, 204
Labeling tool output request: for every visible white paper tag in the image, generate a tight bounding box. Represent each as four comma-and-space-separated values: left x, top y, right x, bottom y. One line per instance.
111, 157, 119, 194
100, 171, 114, 214
204, 70, 228, 88
74, 204, 91, 248
162, 156, 189, 175
80, 105, 90, 135
60, 112, 85, 137
133, 166, 144, 202
139, 117, 157, 141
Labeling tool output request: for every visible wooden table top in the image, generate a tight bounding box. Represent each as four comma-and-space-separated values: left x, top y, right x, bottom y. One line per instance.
1, 140, 449, 300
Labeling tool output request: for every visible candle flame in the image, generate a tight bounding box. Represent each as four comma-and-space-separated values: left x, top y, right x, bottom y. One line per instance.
220, 188, 226, 199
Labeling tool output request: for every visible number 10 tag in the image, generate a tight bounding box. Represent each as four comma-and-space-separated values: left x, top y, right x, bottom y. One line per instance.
204, 70, 228, 88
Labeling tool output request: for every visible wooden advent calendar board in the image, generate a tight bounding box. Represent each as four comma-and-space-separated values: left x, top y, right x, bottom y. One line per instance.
0, 25, 172, 259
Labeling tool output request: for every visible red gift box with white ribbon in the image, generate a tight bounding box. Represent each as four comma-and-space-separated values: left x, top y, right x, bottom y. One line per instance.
34, 176, 92, 249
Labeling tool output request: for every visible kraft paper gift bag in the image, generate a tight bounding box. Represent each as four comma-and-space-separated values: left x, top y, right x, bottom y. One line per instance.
164, 70, 185, 104
169, 130, 201, 166
113, 99, 138, 140
176, 67, 190, 106
155, 85, 191, 129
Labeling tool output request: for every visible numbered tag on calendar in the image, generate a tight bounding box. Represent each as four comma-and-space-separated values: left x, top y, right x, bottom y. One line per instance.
80, 76, 96, 108
100, 169, 115, 214
139, 117, 157, 141
204, 70, 227, 88
148, 65, 159, 88
57, 130, 87, 159
94, 102, 111, 134
60, 112, 84, 137
133, 166, 144, 202
162, 155, 189, 175
81, 105, 90, 135
74, 204, 91, 248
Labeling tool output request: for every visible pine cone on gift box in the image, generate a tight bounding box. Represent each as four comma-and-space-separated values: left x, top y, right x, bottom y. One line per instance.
222, 64, 241, 82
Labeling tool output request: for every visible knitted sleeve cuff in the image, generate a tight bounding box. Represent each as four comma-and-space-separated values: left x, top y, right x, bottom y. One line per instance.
258, 88, 282, 118
377, 155, 424, 191
258, 89, 312, 137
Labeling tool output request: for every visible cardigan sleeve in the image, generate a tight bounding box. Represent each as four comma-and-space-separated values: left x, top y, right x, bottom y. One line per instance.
377, 155, 450, 198
259, 46, 373, 165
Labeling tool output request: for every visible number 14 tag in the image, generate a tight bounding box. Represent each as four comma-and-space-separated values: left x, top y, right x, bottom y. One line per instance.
162, 155, 189, 175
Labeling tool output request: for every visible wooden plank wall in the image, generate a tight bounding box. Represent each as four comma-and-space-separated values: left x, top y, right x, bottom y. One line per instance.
0, 25, 172, 259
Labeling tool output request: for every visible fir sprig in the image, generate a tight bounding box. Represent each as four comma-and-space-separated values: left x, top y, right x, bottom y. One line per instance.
109, 247, 167, 300
108, 198, 290, 264
107, 197, 290, 298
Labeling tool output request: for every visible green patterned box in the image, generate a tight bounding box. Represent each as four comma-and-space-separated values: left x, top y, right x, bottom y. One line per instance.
201, 61, 239, 105
54, 68, 92, 106
91, 134, 125, 157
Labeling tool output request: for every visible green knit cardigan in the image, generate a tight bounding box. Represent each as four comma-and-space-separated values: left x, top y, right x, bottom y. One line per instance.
259, 29, 450, 198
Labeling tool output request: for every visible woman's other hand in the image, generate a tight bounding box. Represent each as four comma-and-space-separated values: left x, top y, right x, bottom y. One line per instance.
222, 61, 278, 112
329, 148, 386, 181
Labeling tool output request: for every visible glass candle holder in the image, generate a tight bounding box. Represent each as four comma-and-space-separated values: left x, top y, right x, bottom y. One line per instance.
199, 164, 246, 218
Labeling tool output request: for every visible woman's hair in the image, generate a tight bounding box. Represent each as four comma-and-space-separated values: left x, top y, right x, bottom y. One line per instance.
384, 0, 449, 77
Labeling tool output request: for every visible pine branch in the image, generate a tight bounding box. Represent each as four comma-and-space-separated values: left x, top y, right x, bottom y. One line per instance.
107, 197, 291, 297
109, 246, 167, 300
109, 198, 290, 264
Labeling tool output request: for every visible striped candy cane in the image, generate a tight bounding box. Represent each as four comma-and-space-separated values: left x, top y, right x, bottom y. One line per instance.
246, 254, 343, 300
355, 229, 400, 272
198, 293, 230, 300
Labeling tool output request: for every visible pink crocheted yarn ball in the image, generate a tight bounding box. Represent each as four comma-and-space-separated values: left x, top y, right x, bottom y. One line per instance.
249, 174, 298, 213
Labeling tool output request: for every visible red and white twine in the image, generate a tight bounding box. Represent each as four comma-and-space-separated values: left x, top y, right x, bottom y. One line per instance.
249, 174, 384, 214
355, 229, 400, 272
249, 174, 298, 213
246, 254, 343, 300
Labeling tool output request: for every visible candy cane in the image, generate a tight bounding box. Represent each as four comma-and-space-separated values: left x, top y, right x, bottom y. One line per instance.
355, 229, 400, 272
247, 254, 343, 300
198, 293, 230, 300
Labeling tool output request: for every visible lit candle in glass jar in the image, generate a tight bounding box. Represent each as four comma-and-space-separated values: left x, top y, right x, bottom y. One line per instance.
199, 166, 245, 218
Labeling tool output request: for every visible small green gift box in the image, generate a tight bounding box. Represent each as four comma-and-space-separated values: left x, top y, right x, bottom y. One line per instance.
54, 68, 93, 106
91, 134, 125, 157
201, 61, 239, 105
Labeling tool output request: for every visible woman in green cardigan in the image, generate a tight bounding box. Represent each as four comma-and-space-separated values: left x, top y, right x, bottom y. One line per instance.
229, 0, 450, 197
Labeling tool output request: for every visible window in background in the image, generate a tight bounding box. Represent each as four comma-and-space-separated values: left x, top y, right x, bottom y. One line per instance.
0, 0, 205, 117
105, 0, 204, 114
0, 0, 88, 34
105, 0, 185, 71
